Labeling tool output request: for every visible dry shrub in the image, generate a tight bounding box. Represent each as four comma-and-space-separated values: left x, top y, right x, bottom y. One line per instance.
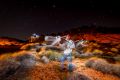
39, 50, 63, 61
106, 52, 116, 56
15, 53, 36, 61
15, 53, 37, 68
111, 48, 119, 53
67, 72, 91, 80
20, 43, 40, 50
2, 51, 38, 68
116, 44, 120, 49
114, 55, 120, 62
92, 49, 103, 55
20, 43, 34, 50
0, 59, 20, 80
0, 53, 12, 60
85, 58, 120, 77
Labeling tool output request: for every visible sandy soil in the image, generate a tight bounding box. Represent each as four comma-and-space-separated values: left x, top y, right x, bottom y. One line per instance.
24, 58, 120, 80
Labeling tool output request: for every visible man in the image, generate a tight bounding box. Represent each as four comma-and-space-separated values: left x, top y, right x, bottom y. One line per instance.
60, 34, 75, 72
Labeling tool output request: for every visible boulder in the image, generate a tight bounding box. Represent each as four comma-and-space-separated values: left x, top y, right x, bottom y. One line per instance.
41, 56, 49, 63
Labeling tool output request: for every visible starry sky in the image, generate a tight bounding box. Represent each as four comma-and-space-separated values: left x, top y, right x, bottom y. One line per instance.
0, 0, 120, 40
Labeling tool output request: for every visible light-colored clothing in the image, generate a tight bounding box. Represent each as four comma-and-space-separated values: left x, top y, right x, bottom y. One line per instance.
60, 53, 72, 62
66, 40, 75, 49
60, 39, 75, 71
62, 39, 75, 56
64, 48, 72, 55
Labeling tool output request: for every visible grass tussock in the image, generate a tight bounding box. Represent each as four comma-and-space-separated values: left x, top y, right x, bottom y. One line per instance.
38, 49, 63, 61
85, 58, 120, 77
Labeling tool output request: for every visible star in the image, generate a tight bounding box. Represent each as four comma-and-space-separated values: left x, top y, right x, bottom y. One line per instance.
52, 5, 56, 8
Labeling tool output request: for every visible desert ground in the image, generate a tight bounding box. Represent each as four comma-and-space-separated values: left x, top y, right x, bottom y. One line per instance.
0, 34, 120, 80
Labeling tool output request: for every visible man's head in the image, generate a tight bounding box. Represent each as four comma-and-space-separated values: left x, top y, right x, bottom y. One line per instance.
65, 34, 71, 40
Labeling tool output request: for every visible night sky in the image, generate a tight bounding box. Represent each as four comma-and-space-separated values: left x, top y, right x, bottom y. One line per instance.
0, 0, 120, 40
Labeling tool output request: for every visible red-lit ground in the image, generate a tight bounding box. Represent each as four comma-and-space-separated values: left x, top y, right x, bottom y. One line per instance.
1, 51, 120, 80
0, 33, 120, 80
71, 33, 120, 43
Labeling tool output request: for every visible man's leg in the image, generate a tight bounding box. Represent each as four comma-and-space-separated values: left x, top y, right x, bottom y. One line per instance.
67, 53, 74, 72
60, 55, 66, 70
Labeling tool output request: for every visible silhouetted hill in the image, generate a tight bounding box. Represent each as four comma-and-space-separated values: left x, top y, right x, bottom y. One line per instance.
0, 37, 26, 43
0, 37, 26, 53
64, 25, 120, 34
58, 25, 120, 43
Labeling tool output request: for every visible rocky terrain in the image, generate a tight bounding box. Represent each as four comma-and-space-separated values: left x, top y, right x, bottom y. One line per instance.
0, 31, 120, 80
0, 50, 120, 80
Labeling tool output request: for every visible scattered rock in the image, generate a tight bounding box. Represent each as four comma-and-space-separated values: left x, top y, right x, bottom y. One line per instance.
41, 56, 49, 63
